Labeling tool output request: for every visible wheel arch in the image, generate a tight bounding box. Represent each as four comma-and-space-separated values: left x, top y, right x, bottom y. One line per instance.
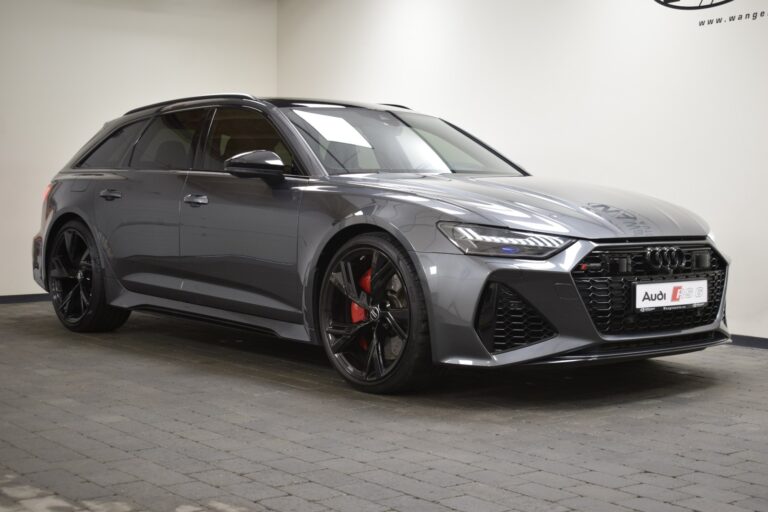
42, 211, 104, 288
305, 222, 433, 349
309, 224, 387, 341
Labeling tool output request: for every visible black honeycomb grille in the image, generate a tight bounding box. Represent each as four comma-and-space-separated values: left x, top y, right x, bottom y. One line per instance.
571, 244, 726, 335
476, 283, 556, 353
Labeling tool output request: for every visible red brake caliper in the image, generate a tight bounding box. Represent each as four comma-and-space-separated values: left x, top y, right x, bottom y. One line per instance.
351, 268, 372, 349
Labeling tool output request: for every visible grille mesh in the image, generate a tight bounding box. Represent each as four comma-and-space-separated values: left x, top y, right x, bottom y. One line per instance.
476, 283, 556, 353
571, 244, 726, 335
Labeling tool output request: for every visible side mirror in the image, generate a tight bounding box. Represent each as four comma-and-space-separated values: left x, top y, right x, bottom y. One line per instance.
224, 150, 286, 183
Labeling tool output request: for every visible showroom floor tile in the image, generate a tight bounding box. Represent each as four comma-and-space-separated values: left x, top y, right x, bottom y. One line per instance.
0, 302, 766, 512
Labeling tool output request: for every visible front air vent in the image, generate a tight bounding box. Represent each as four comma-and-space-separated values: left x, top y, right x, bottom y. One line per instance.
475, 283, 557, 353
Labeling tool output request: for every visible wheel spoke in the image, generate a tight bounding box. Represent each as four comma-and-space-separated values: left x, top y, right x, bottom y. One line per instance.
71, 290, 83, 317
387, 307, 409, 324
329, 261, 369, 308
365, 325, 384, 380
49, 256, 77, 280
370, 251, 396, 302
79, 248, 91, 267
63, 230, 80, 267
365, 329, 386, 380
79, 286, 90, 310
77, 289, 85, 315
58, 284, 79, 314
327, 321, 372, 354
382, 310, 408, 340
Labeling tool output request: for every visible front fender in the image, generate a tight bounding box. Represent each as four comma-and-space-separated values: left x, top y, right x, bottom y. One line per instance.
296, 184, 473, 348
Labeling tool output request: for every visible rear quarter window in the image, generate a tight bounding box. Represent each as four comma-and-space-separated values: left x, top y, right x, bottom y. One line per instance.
79, 120, 146, 169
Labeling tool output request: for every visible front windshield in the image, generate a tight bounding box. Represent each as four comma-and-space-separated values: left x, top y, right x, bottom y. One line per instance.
281, 106, 524, 176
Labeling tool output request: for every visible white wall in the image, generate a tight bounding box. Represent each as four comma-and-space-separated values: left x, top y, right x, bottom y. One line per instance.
1, 0, 765, 338
278, 0, 768, 337
0, 0, 277, 295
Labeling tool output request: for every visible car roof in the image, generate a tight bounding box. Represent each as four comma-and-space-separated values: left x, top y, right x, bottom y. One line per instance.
262, 98, 412, 111
124, 94, 412, 116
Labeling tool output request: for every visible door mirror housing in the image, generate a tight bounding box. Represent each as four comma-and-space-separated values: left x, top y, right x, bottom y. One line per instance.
224, 150, 286, 183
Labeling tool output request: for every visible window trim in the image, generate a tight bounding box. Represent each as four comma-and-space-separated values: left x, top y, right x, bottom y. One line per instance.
75, 117, 150, 170
127, 106, 212, 171
440, 118, 529, 176
191, 105, 308, 178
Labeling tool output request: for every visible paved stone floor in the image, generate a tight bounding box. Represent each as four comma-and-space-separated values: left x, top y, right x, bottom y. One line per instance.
0, 302, 767, 512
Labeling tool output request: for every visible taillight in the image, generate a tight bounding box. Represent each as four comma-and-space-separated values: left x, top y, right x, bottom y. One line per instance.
43, 183, 53, 202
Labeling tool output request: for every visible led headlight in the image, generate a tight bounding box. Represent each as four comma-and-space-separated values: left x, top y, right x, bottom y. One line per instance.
437, 222, 574, 259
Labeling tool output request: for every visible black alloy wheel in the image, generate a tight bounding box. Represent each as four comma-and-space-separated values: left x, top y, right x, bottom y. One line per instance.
49, 228, 93, 324
318, 233, 431, 393
48, 220, 130, 332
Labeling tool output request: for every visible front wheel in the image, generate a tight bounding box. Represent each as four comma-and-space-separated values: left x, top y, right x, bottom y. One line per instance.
318, 233, 431, 393
47, 220, 130, 332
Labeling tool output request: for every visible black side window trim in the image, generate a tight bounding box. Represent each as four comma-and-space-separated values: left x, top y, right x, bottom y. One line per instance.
128, 107, 212, 171
192, 106, 307, 177
193, 108, 217, 171
124, 116, 154, 170
74, 117, 151, 170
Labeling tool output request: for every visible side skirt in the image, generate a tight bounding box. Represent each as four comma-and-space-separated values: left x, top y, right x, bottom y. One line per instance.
109, 288, 313, 343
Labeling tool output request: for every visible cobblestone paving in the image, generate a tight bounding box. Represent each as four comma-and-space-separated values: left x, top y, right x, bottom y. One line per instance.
0, 302, 766, 512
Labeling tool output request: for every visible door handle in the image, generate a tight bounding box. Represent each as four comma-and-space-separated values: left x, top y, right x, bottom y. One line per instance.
183, 194, 209, 207
99, 189, 122, 201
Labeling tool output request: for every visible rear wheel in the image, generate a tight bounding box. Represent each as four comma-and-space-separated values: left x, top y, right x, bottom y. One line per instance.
47, 220, 130, 332
318, 233, 431, 393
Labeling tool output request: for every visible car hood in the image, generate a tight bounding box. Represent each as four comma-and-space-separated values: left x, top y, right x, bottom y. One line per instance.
351, 174, 709, 240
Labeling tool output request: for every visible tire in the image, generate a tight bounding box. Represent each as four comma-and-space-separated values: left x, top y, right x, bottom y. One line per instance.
317, 232, 432, 393
47, 220, 130, 332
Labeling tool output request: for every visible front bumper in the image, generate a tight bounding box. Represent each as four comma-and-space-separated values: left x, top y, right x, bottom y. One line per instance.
414, 239, 729, 368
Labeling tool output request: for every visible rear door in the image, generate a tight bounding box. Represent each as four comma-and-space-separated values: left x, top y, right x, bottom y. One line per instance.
93, 108, 209, 299
177, 106, 303, 323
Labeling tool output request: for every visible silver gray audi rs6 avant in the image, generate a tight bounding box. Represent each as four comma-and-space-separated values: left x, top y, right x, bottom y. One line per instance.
33, 94, 730, 393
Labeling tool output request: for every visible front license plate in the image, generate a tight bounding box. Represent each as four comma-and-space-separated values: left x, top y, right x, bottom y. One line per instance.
635, 280, 708, 312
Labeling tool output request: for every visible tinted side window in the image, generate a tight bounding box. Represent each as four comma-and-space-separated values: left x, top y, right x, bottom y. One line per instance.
131, 109, 207, 170
79, 121, 146, 169
202, 108, 293, 171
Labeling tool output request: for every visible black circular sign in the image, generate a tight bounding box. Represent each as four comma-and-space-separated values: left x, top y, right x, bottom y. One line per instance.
654, 0, 735, 9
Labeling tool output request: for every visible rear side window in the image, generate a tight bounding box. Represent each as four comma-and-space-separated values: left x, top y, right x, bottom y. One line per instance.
79, 121, 146, 169
131, 109, 208, 170
202, 108, 293, 171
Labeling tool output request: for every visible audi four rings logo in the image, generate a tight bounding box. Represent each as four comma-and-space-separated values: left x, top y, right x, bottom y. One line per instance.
654, 0, 735, 9
646, 247, 686, 272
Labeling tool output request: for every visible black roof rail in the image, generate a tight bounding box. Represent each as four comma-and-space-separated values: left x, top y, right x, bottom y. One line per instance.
124, 93, 257, 115
379, 103, 411, 110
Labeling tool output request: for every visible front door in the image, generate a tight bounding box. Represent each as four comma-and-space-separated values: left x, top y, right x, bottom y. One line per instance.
177, 107, 302, 323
